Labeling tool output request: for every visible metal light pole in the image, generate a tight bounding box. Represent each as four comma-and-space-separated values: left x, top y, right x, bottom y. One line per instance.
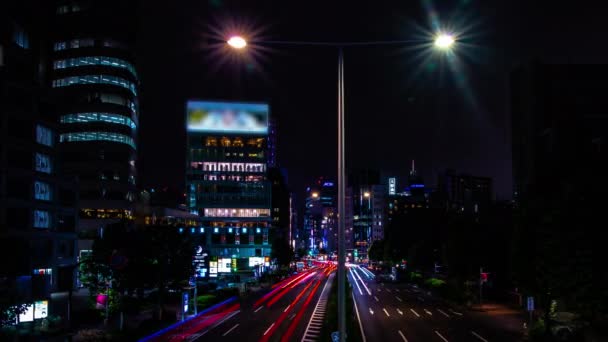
337, 46, 346, 342
227, 34, 455, 342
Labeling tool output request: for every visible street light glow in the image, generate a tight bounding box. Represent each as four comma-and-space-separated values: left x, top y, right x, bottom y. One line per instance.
364, 192, 371, 198
434, 34, 454, 49
227, 36, 247, 49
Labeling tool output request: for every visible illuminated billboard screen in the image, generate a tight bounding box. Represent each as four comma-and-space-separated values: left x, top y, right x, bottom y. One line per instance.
186, 100, 269, 134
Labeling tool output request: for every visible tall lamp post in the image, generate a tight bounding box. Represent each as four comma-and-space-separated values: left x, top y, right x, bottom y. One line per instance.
227, 33, 455, 342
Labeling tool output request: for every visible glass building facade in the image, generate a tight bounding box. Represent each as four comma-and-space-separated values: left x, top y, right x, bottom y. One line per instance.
186, 101, 272, 265
50, 1, 139, 246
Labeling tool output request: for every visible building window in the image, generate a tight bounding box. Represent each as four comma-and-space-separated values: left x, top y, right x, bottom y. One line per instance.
203, 208, 270, 218
53, 38, 94, 51
61, 113, 136, 129
36, 125, 54, 147
13, 24, 29, 49
54, 56, 137, 78
60, 131, 136, 149
34, 181, 52, 201
52, 74, 137, 96
35, 153, 52, 174
33, 210, 50, 228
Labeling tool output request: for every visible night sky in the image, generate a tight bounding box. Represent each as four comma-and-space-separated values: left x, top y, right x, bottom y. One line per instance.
136, 0, 607, 204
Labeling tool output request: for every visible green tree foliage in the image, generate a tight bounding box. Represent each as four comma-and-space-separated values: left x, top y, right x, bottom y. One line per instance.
271, 236, 294, 268
367, 239, 384, 261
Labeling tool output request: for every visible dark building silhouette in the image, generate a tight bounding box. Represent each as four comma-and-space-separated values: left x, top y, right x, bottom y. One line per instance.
1, 1, 78, 324
436, 169, 493, 214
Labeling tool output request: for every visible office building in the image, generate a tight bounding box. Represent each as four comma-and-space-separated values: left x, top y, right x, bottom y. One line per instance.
1, 2, 78, 324
186, 100, 272, 266
436, 169, 492, 214
49, 1, 140, 255
303, 178, 337, 254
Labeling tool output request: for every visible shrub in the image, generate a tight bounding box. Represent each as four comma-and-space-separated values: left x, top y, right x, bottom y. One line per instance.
425, 278, 446, 288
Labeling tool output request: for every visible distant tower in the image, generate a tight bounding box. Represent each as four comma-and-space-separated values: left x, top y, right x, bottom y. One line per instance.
409, 159, 417, 176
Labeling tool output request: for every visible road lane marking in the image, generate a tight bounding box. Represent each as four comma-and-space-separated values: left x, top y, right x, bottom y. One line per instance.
369, 308, 374, 315
396, 296, 402, 302
424, 309, 433, 316
222, 323, 239, 336
437, 309, 450, 318
417, 296, 425, 302
435, 330, 449, 342
374, 296, 379, 302
398, 330, 409, 342
383, 308, 390, 317
377, 288, 381, 292
349, 268, 364, 295
471, 331, 488, 342
409, 309, 420, 317
263, 322, 275, 335
449, 309, 463, 316
352, 292, 367, 342
396, 289, 400, 292
397, 308, 403, 315
284, 304, 291, 312
352, 267, 372, 295
289, 313, 296, 320
386, 289, 391, 293
254, 306, 264, 313
190, 310, 240, 340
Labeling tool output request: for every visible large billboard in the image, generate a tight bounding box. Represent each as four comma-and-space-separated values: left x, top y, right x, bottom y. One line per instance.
187, 100, 269, 134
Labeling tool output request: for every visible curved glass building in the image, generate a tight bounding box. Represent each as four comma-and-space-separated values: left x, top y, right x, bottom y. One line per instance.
50, 1, 138, 238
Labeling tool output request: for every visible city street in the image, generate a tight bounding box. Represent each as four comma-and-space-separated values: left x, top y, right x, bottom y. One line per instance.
348, 265, 524, 342
188, 265, 334, 342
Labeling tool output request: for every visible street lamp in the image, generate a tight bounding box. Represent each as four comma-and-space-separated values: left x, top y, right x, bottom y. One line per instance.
227, 34, 455, 342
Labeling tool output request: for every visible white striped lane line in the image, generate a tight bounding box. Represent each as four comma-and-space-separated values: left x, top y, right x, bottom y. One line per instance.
369, 307, 374, 315
396, 296, 402, 302
435, 330, 449, 342
437, 309, 450, 318
263, 322, 275, 335
396, 289, 400, 292
284, 304, 291, 312
397, 308, 403, 315
222, 323, 239, 336
398, 330, 408, 342
424, 309, 433, 316
409, 309, 420, 317
254, 306, 263, 313
374, 296, 379, 302
471, 331, 489, 342
386, 289, 391, 293
383, 308, 390, 317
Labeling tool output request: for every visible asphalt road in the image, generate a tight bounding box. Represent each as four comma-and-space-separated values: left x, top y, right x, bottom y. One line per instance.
191, 266, 333, 342
348, 265, 523, 342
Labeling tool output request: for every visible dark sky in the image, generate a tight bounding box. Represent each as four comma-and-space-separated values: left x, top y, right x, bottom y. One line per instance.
136, 0, 607, 203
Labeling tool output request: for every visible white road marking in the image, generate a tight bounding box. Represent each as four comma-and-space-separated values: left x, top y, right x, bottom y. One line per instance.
377, 288, 381, 292
424, 309, 433, 316
396, 296, 402, 302
352, 292, 367, 342
352, 267, 372, 295
397, 308, 403, 315
383, 308, 390, 317
254, 306, 264, 313
349, 268, 364, 295
437, 309, 450, 318
417, 296, 425, 302
374, 296, 379, 302
449, 309, 463, 316
435, 330, 449, 342
284, 304, 291, 312
222, 323, 239, 336
396, 289, 400, 292
263, 322, 275, 335
410, 309, 420, 317
398, 330, 409, 342
471, 331, 489, 342
369, 308, 374, 315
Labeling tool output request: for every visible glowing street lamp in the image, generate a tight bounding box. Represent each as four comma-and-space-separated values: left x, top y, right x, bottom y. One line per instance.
226, 31, 457, 342
434, 33, 455, 49
363, 192, 371, 198
227, 36, 247, 49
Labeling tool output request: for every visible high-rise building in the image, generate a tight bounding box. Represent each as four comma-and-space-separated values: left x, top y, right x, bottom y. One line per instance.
348, 169, 384, 262
1, 1, 78, 324
436, 169, 492, 214
48, 1, 139, 253
186, 100, 272, 262
303, 178, 337, 254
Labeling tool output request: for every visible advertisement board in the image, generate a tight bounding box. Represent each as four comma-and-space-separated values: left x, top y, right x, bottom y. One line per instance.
192, 246, 209, 278
186, 100, 268, 134
18, 301, 48, 323
218, 258, 232, 273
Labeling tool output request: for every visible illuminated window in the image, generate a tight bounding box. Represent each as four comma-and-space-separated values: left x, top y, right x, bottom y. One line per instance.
242, 227, 247, 234
60, 132, 136, 149
53, 38, 94, 51
53, 56, 137, 78
233, 138, 243, 147
34, 181, 52, 201
228, 227, 233, 233
13, 24, 29, 49
220, 137, 231, 147
214, 227, 219, 233
36, 125, 54, 146
35, 153, 52, 174
52, 74, 137, 96
61, 113, 136, 129
33, 210, 50, 228
205, 137, 217, 146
